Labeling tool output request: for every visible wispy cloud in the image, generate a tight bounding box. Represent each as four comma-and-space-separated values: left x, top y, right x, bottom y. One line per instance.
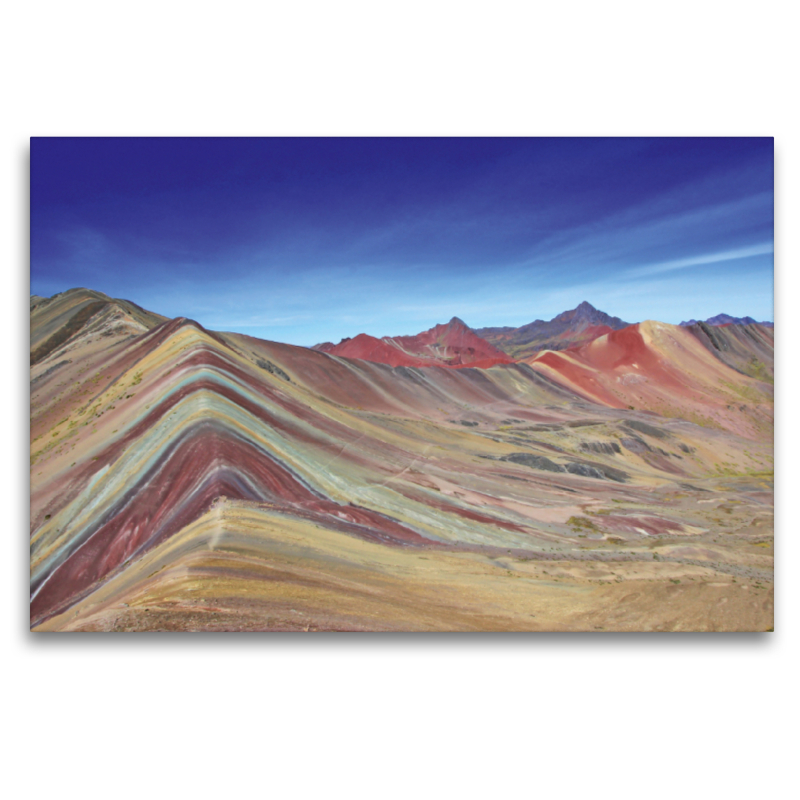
624, 242, 774, 278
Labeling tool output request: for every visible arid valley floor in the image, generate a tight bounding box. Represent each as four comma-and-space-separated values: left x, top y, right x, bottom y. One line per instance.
30, 290, 774, 631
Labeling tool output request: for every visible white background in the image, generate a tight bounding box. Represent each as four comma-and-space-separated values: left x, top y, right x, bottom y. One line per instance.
3, 2, 797, 798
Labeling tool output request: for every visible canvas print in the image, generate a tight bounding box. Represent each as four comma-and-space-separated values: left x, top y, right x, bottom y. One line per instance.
30, 138, 774, 632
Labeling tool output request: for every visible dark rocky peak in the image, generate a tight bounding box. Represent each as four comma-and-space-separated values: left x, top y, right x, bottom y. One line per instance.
551, 301, 625, 328
553, 301, 594, 322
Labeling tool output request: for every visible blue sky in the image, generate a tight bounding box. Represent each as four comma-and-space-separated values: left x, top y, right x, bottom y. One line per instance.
31, 138, 773, 346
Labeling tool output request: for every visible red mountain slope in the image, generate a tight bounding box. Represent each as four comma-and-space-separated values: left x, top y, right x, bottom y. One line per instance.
314, 333, 436, 367
525, 321, 773, 439
314, 317, 514, 369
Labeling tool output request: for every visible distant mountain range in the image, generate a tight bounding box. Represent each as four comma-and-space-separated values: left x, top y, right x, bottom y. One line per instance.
313, 302, 774, 370
314, 301, 632, 366
314, 301, 630, 367
475, 301, 630, 359
680, 313, 774, 328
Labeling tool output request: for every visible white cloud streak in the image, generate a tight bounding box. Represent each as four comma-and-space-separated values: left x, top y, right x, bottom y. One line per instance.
624, 242, 774, 278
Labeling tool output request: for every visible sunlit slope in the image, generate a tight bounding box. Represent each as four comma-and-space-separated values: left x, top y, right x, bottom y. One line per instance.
30, 287, 168, 365
36, 500, 772, 633
525, 321, 773, 440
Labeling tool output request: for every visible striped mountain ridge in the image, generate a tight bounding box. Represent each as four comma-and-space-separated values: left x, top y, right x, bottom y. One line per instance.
30, 287, 169, 366
31, 292, 774, 631
32, 318, 445, 623
30, 310, 593, 625
682, 320, 774, 380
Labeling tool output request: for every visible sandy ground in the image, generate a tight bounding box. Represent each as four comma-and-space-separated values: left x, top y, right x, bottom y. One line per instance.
36, 492, 773, 632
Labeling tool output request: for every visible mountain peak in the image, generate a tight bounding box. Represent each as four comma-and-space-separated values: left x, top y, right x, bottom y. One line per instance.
475, 302, 629, 359
680, 313, 766, 327
447, 316, 469, 328
571, 301, 598, 321
551, 300, 619, 326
